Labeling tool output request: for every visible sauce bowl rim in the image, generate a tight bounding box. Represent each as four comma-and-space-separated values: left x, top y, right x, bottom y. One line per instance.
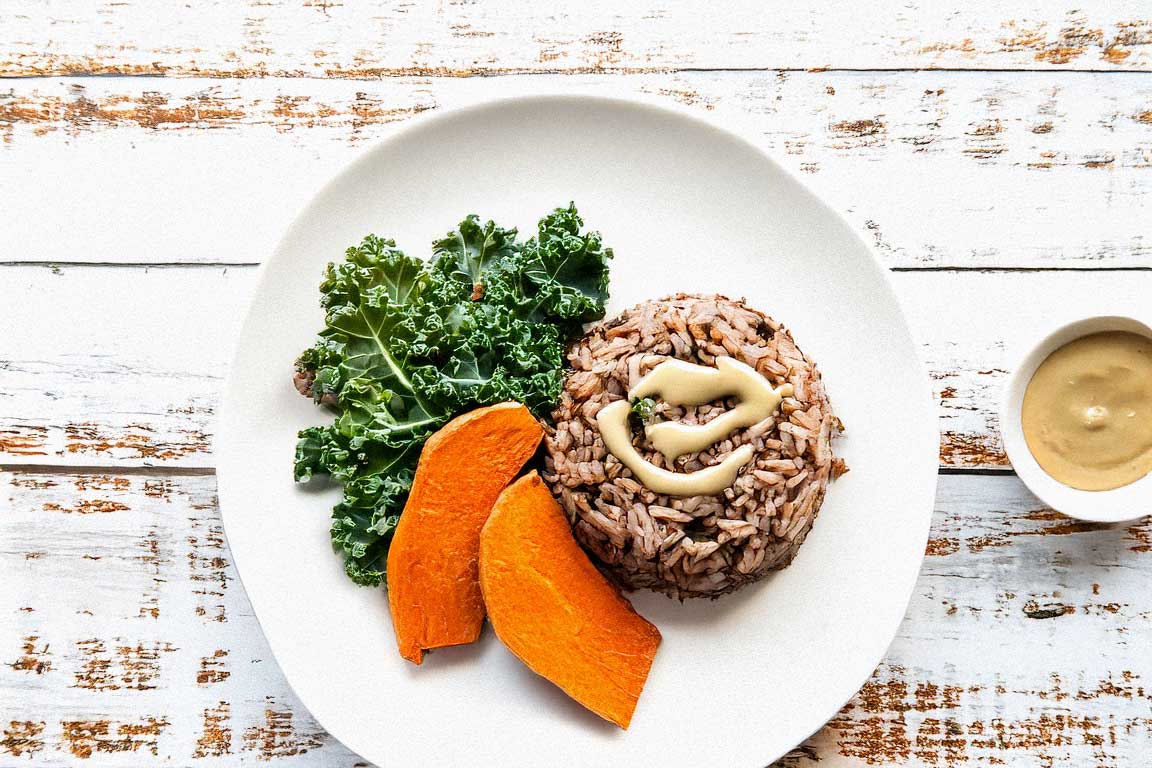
1000, 314, 1152, 523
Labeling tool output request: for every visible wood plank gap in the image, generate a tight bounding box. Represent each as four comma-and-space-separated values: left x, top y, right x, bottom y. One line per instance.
5, 262, 1148, 274
1, 462, 1006, 479
0, 463, 219, 477
938, 466, 1017, 476
891, 266, 1152, 273
0, 261, 261, 269
4, 66, 1152, 81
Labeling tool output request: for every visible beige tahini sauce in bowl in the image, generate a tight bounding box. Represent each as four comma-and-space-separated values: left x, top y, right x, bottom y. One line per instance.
1021, 331, 1152, 491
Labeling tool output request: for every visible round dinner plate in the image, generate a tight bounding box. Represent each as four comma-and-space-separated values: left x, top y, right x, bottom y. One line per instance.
217, 95, 938, 768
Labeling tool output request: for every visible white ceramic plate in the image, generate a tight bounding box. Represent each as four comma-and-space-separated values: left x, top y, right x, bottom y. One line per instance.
217, 95, 938, 768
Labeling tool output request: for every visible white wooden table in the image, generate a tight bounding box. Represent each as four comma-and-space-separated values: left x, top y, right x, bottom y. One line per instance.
3, 3, 1151, 765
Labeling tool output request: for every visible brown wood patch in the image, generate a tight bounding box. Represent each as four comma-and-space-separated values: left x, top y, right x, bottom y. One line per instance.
1, 721, 45, 758
197, 649, 230, 685
242, 698, 325, 760
7, 635, 52, 675
193, 702, 232, 758
60, 717, 169, 759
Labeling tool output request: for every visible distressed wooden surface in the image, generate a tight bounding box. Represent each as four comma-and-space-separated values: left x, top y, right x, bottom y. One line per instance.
3, 72, 1152, 268
4, 2, 1152, 766
4, 472, 1149, 766
1, 470, 363, 766
3, 1, 1152, 77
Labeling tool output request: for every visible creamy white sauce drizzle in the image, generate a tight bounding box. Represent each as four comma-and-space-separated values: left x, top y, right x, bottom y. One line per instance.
596, 356, 793, 497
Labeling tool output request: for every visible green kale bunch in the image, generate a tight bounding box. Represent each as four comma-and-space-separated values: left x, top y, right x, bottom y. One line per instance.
294, 205, 611, 586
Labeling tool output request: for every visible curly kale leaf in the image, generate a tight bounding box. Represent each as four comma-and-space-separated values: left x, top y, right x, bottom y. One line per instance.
295, 205, 612, 586
518, 202, 614, 324
330, 466, 414, 586
322, 235, 427, 310
430, 214, 519, 297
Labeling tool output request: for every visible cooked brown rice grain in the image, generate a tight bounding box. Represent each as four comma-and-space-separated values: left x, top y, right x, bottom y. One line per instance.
542, 294, 844, 599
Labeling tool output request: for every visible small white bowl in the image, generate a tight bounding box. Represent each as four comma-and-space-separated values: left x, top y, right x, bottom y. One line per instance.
1001, 315, 1152, 524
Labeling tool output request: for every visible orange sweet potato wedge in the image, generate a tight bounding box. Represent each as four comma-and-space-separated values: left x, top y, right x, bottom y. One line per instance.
387, 402, 543, 664
479, 471, 662, 729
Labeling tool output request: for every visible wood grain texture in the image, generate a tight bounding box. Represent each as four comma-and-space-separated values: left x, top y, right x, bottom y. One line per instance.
3, 470, 1148, 766
2, 1, 1151, 77
3, 72, 1152, 268
3, 265, 1149, 472
0, 470, 365, 766
0, 266, 252, 469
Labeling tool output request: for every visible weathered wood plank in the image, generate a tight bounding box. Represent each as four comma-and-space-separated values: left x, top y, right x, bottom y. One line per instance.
781, 474, 1152, 766
0, 266, 254, 469
3, 471, 1148, 766
0, 470, 366, 766
2, 266, 1150, 471
3, 72, 1152, 268
2, 1, 1151, 77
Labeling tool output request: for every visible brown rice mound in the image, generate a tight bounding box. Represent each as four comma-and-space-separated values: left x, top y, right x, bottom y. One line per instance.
542, 294, 844, 599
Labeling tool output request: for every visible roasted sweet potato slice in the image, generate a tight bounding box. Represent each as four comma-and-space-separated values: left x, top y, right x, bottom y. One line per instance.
479, 472, 662, 729
387, 402, 543, 664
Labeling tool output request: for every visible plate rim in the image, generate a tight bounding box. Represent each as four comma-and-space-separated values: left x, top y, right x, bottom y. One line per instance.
215, 91, 940, 766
